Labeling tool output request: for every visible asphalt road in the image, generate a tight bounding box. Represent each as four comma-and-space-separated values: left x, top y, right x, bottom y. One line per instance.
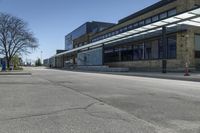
0, 67, 200, 133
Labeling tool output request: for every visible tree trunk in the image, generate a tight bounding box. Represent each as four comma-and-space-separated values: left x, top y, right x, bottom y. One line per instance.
6, 57, 10, 69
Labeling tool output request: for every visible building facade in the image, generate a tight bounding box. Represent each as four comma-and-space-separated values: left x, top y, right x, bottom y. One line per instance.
65, 21, 115, 51
52, 21, 115, 68
48, 0, 200, 72
85, 0, 200, 71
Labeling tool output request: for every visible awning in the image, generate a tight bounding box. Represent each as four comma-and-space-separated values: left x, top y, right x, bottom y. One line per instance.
55, 7, 200, 57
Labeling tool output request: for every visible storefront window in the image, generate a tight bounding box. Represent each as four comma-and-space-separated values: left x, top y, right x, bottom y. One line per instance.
145, 42, 152, 59
121, 45, 133, 61
195, 34, 200, 58
167, 36, 177, 59
133, 43, 144, 60
145, 40, 159, 60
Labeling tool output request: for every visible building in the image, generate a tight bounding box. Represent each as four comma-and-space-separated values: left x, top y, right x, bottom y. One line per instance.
65, 21, 115, 51
53, 21, 115, 68
52, 0, 200, 72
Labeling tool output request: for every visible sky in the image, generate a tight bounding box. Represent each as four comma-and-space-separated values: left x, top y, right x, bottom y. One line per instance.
0, 0, 159, 62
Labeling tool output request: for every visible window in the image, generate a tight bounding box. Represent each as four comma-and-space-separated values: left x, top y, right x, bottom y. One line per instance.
195, 34, 200, 58
144, 40, 159, 60
123, 27, 128, 31
152, 15, 159, 22
195, 34, 200, 51
115, 30, 119, 34
167, 36, 177, 59
133, 43, 144, 60
128, 25, 133, 30
121, 45, 133, 61
160, 12, 167, 19
134, 23, 139, 28
139, 21, 145, 26
145, 18, 152, 24
168, 9, 177, 17
145, 42, 152, 59
104, 48, 117, 63
151, 40, 159, 59
119, 28, 123, 33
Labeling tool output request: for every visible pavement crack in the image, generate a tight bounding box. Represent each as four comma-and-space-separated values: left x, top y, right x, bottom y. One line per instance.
86, 111, 131, 123
0, 102, 97, 121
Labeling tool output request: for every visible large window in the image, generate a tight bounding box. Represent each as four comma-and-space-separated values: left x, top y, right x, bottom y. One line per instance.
145, 40, 159, 59
195, 34, 200, 58
133, 43, 144, 60
167, 36, 177, 59
104, 35, 176, 63
121, 45, 133, 61
104, 48, 119, 63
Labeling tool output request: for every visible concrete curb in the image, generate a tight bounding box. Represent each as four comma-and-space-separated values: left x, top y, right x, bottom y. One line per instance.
46, 68, 200, 82
103, 72, 200, 82
0, 72, 32, 75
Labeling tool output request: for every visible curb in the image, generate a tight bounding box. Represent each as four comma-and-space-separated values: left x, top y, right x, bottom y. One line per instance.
104, 72, 200, 82
0, 72, 32, 75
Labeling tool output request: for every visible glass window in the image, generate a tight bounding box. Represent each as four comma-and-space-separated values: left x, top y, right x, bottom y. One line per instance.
119, 28, 123, 33
160, 12, 167, 19
168, 9, 177, 17
121, 45, 133, 61
145, 42, 152, 59
167, 36, 177, 59
133, 43, 144, 60
115, 30, 119, 34
123, 27, 128, 31
195, 34, 200, 51
145, 40, 159, 59
128, 25, 133, 30
145, 18, 152, 24
151, 40, 159, 59
139, 21, 145, 26
159, 39, 164, 59
134, 23, 139, 28
104, 48, 119, 63
195, 34, 200, 58
152, 15, 159, 22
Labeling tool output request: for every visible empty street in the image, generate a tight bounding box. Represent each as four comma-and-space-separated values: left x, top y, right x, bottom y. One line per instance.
0, 67, 200, 133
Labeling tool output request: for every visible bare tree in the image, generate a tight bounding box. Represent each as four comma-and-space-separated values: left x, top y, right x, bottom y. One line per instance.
0, 13, 38, 68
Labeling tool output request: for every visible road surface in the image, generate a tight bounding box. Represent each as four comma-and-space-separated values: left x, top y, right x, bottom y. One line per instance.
0, 67, 200, 133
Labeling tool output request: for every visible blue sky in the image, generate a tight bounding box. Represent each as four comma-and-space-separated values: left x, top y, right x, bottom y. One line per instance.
0, 0, 159, 62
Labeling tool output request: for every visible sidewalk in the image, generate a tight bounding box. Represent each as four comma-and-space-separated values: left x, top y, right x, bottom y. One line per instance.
46, 67, 200, 82
105, 71, 200, 82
